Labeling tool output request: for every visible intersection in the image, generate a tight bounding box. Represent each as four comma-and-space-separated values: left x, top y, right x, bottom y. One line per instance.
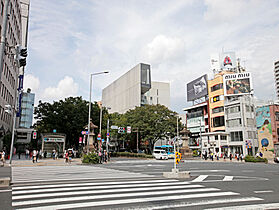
1, 158, 278, 209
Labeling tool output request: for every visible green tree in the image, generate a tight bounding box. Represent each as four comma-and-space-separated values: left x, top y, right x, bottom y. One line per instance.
34, 97, 109, 148
110, 104, 181, 153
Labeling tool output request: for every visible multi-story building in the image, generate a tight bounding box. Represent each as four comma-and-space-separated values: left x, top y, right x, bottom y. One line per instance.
256, 103, 279, 159
19, 88, 34, 128
274, 60, 279, 100
102, 63, 170, 113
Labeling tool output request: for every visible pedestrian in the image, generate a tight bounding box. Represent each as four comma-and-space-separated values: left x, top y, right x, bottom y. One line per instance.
18, 151, 21, 159
240, 154, 243, 162
32, 150, 37, 163
65, 152, 69, 163
211, 152, 214, 161
98, 150, 102, 164
25, 149, 29, 159
229, 153, 232, 161
44, 151, 47, 158
205, 150, 208, 160
216, 152, 219, 161
36, 150, 39, 162
52, 150, 56, 160
259, 152, 263, 158
237, 153, 240, 161
1, 150, 6, 166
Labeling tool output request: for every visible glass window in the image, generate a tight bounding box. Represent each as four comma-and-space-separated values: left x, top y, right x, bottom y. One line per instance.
230, 131, 243, 141
215, 135, 218, 140
212, 106, 224, 114
213, 116, 224, 127
221, 135, 227, 140
275, 112, 279, 121
228, 106, 240, 114
227, 119, 242, 127
211, 83, 223, 92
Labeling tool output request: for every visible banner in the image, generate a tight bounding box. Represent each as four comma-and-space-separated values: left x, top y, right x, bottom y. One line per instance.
187, 74, 208, 101
223, 72, 252, 96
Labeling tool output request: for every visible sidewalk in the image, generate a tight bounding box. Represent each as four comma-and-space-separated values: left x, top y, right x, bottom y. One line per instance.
11, 158, 83, 167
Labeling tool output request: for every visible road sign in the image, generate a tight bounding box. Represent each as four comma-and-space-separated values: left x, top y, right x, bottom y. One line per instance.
81, 131, 88, 135
127, 126, 131, 134
118, 127, 125, 133
107, 133, 110, 137
98, 133, 101, 138
111, 125, 118, 129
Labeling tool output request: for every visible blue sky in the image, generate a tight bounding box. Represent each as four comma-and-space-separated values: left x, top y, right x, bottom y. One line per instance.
24, 0, 279, 113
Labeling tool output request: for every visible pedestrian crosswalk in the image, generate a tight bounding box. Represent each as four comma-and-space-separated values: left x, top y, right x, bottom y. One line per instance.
12, 178, 265, 210
12, 165, 154, 183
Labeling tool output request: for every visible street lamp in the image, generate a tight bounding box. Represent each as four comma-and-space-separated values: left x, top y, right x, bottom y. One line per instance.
87, 71, 109, 153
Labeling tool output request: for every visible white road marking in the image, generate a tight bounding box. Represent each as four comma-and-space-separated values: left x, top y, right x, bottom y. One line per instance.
12, 181, 192, 195
13, 187, 219, 206
254, 190, 273, 194
14, 191, 239, 209
128, 197, 263, 209
190, 170, 230, 173
0, 189, 11, 193
242, 170, 254, 172
13, 184, 205, 200
223, 176, 233, 181
205, 202, 279, 210
12, 179, 177, 190
191, 175, 209, 182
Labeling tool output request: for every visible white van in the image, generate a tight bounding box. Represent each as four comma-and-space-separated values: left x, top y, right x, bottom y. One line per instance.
152, 149, 168, 160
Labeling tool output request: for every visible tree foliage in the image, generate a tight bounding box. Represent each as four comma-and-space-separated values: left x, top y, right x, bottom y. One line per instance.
110, 104, 181, 153
34, 97, 109, 148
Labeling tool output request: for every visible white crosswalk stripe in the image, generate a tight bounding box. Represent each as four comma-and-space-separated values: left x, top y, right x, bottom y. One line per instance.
12, 178, 264, 210
12, 165, 154, 183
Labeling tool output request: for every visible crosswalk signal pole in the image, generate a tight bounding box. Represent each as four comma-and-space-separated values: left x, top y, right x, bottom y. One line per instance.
173, 137, 176, 171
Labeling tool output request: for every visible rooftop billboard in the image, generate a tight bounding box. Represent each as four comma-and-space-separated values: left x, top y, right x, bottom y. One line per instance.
223, 72, 252, 96
187, 74, 208, 101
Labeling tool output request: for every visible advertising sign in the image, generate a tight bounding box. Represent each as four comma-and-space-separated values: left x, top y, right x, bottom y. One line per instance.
127, 126, 131, 133
220, 52, 236, 70
223, 72, 252, 96
187, 74, 208, 101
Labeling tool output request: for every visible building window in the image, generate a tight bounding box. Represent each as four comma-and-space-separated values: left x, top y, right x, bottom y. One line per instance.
213, 116, 224, 127
230, 131, 243, 141
227, 106, 240, 114
227, 119, 241, 127
221, 135, 227, 140
246, 118, 254, 127
211, 83, 223, 92
212, 106, 224, 114
215, 135, 218, 140
275, 112, 279, 121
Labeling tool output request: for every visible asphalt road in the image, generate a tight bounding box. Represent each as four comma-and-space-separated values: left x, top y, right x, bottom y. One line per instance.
100, 158, 279, 207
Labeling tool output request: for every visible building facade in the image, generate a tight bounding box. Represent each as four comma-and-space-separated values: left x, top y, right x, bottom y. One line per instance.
0, 0, 24, 132
274, 60, 279, 100
102, 63, 170, 113
19, 88, 34, 128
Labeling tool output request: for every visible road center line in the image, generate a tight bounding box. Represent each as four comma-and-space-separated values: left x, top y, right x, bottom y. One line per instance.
254, 190, 273, 194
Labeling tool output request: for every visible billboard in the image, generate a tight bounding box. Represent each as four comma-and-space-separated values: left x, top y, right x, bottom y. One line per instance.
220, 52, 237, 70
187, 74, 208, 101
223, 72, 252, 96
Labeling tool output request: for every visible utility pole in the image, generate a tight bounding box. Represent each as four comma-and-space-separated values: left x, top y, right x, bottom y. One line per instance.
106, 118, 109, 160
0, 0, 9, 82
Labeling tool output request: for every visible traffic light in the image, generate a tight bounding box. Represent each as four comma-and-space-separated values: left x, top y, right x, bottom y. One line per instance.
118, 127, 125, 134
15, 45, 27, 67
33, 131, 37, 139
175, 152, 182, 164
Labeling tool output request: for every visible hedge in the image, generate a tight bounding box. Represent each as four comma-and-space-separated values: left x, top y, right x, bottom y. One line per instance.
244, 155, 268, 163
82, 152, 100, 164
111, 152, 153, 159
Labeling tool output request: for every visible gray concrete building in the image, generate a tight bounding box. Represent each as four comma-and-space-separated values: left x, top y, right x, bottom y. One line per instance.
102, 63, 170, 113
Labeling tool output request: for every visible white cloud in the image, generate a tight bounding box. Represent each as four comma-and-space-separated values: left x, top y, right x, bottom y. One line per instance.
42, 76, 79, 101
23, 74, 40, 92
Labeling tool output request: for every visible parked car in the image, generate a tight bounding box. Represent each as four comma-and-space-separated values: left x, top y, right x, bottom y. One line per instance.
274, 157, 279, 163
152, 149, 168, 160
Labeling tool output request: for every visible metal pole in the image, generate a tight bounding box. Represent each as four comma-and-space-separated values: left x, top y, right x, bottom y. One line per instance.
0, 0, 9, 82
99, 107, 102, 136
177, 117, 179, 153
137, 128, 139, 153
106, 118, 109, 160
174, 136, 176, 171
9, 94, 18, 165
87, 75, 92, 153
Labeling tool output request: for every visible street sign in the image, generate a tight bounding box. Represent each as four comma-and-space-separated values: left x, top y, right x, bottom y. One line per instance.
98, 133, 101, 138
81, 131, 88, 135
111, 125, 118, 129
107, 133, 110, 137
79, 137, 82, 144
127, 126, 131, 134
118, 127, 125, 133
